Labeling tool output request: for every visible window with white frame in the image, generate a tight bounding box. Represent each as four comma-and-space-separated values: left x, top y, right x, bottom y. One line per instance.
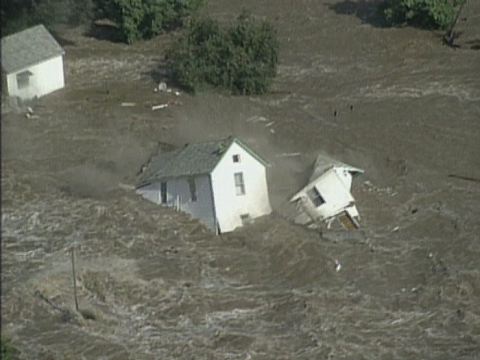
234, 172, 245, 195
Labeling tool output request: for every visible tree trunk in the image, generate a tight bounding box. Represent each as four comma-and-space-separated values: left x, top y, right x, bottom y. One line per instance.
444, 0, 467, 47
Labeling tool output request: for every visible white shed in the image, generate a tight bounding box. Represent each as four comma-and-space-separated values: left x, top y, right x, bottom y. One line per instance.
136, 137, 272, 233
291, 155, 364, 230
1, 24, 65, 101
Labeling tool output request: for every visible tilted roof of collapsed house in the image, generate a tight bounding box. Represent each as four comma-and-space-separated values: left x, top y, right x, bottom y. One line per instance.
309, 154, 364, 182
1, 24, 65, 74
137, 137, 268, 186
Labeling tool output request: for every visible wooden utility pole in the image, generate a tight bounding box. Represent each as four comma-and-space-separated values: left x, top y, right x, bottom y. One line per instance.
71, 245, 79, 312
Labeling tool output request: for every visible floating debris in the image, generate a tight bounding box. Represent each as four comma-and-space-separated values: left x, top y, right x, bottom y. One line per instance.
277, 152, 301, 157
25, 112, 39, 119
152, 104, 169, 111
246, 115, 268, 123
334, 259, 342, 272
158, 82, 167, 92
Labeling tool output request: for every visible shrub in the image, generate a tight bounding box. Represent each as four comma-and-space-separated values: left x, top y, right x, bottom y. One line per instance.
166, 12, 279, 95
381, 0, 466, 30
99, 0, 205, 43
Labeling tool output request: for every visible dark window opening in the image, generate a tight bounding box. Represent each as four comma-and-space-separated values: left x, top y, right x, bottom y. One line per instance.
160, 182, 167, 204
16, 70, 32, 89
240, 214, 251, 225
188, 177, 197, 202
233, 154, 240, 163
307, 187, 325, 207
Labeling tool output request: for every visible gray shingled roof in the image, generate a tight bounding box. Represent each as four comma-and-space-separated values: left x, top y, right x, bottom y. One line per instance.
1, 24, 64, 73
138, 137, 267, 185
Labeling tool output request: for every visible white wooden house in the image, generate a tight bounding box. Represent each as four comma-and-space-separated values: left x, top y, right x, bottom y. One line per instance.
136, 137, 272, 233
291, 155, 364, 230
1, 25, 65, 101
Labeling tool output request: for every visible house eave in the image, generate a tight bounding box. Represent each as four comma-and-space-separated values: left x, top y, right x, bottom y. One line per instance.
2, 52, 64, 75
136, 172, 210, 189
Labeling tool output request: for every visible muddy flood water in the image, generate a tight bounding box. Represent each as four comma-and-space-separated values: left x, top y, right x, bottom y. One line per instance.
2, 0, 480, 359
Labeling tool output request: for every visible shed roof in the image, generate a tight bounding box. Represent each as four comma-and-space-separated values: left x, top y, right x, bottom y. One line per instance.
138, 137, 268, 185
1, 24, 64, 73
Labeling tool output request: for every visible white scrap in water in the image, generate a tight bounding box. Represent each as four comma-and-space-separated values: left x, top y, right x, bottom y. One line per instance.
246, 115, 268, 123
277, 152, 301, 157
158, 81, 167, 91
152, 104, 169, 111
334, 259, 342, 272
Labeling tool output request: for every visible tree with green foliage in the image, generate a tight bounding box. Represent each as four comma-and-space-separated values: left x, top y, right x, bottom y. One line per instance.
0, 0, 203, 41
381, 0, 466, 30
99, 0, 205, 43
1, 0, 97, 35
166, 12, 279, 95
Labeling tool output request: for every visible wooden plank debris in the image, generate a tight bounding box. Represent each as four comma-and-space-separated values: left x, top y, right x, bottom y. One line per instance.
152, 104, 169, 111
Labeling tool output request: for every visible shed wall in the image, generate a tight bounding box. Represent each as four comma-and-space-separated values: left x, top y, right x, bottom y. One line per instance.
295, 169, 355, 221
6, 55, 64, 100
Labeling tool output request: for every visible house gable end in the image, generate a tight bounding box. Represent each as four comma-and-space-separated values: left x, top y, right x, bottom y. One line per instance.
212, 137, 269, 174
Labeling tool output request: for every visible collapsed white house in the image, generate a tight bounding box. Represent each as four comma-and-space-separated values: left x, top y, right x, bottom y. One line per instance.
136, 137, 272, 234
290, 154, 364, 230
